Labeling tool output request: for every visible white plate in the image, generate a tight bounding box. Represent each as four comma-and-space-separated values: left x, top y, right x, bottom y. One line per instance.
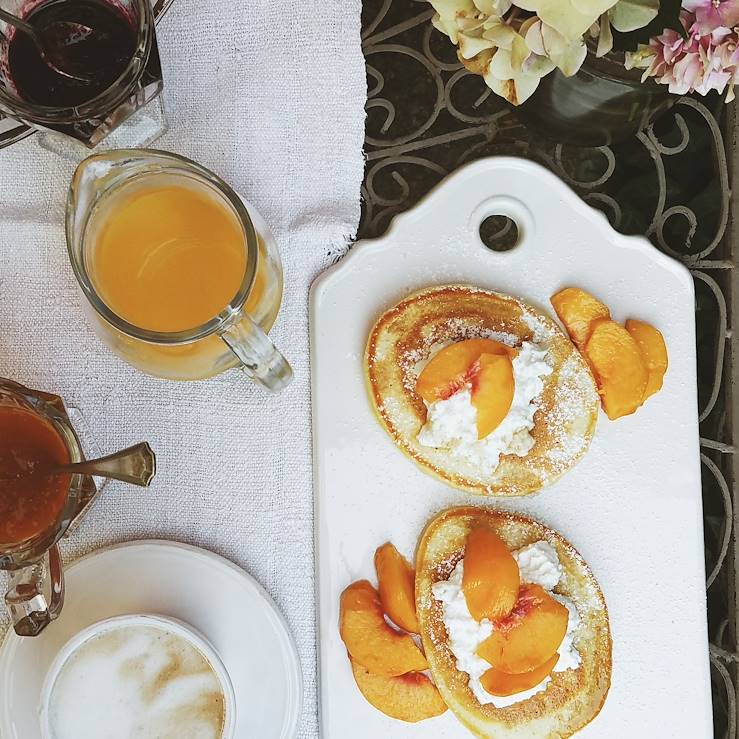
0, 540, 302, 739
310, 157, 712, 738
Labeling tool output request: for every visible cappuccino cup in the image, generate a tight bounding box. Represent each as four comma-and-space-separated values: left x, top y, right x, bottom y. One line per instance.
39, 614, 236, 739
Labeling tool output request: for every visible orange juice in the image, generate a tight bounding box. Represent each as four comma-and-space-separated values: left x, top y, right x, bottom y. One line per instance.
88, 175, 247, 333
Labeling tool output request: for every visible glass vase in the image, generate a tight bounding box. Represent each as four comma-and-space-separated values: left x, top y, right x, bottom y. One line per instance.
516, 50, 677, 147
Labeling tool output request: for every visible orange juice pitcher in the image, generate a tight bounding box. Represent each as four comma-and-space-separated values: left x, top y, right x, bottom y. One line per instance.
65, 150, 291, 391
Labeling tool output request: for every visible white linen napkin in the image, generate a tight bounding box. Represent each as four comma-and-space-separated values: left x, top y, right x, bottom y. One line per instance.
0, 1, 366, 735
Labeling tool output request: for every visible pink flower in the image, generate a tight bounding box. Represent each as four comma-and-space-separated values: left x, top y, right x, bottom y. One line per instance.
625, 6, 739, 99
682, 0, 739, 33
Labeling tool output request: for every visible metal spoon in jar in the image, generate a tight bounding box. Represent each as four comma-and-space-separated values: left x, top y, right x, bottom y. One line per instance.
0, 7, 94, 82
53, 442, 157, 486
0, 442, 156, 487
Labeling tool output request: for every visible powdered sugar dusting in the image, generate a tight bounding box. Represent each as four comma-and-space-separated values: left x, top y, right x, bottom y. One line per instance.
542, 354, 594, 473
521, 306, 552, 344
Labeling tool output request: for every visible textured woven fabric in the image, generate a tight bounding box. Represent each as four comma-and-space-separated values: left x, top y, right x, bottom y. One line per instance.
0, 2, 366, 735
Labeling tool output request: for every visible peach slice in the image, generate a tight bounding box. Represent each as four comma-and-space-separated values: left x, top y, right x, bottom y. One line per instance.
584, 319, 649, 420
350, 658, 447, 722
476, 584, 568, 673
551, 287, 611, 349
462, 526, 520, 622
480, 652, 559, 697
416, 339, 515, 403
625, 319, 668, 400
339, 580, 427, 676
375, 543, 419, 633
471, 353, 515, 439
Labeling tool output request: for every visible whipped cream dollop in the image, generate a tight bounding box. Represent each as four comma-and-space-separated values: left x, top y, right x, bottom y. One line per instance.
417, 342, 552, 473
513, 540, 563, 591
431, 540, 581, 709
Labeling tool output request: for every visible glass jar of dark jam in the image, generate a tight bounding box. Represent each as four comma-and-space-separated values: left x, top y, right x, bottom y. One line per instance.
0, 0, 171, 150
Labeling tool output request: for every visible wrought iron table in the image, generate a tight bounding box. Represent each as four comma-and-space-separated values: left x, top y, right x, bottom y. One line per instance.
358, 2, 738, 735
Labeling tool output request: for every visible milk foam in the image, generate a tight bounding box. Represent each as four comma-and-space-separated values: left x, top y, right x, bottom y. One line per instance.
47, 624, 226, 739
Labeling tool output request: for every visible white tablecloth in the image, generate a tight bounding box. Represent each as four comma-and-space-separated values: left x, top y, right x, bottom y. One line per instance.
0, 1, 366, 735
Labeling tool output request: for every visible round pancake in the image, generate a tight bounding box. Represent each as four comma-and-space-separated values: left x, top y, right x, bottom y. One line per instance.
416, 506, 612, 739
364, 285, 599, 496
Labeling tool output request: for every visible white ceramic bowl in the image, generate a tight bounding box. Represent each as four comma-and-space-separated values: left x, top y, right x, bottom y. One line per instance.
38, 614, 236, 739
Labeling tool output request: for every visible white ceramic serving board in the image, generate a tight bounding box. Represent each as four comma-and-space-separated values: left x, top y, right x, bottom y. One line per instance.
310, 157, 712, 738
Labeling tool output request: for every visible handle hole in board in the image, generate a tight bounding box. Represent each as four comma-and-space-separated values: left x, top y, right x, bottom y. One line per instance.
479, 214, 520, 252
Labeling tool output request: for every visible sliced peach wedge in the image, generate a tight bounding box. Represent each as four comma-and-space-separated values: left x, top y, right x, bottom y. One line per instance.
415, 338, 515, 403
551, 288, 669, 418
551, 287, 610, 349
584, 319, 649, 420
339, 580, 428, 676
375, 543, 419, 633
462, 526, 520, 622
350, 658, 447, 722
476, 584, 568, 674
480, 651, 559, 697
625, 319, 668, 400
471, 353, 515, 439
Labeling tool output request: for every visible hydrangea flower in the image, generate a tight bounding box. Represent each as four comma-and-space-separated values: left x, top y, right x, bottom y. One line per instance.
682, 0, 739, 33
524, 18, 588, 75
430, 0, 477, 43
626, 7, 739, 100
514, 0, 618, 39
429, 0, 739, 104
429, 0, 607, 103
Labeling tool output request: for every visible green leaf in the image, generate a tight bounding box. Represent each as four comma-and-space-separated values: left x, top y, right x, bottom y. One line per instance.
609, 0, 659, 33
611, 0, 685, 51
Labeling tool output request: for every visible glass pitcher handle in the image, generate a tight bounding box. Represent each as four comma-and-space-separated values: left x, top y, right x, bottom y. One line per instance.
4, 545, 64, 637
222, 314, 293, 393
